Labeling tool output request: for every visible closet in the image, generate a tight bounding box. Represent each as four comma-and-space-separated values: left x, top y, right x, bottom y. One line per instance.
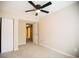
0, 17, 13, 53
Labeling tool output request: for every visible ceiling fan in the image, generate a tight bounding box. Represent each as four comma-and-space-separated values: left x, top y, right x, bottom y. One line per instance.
25, 1, 52, 16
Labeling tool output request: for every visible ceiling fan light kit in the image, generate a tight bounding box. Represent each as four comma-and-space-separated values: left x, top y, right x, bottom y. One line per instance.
25, 1, 52, 16
36, 10, 40, 13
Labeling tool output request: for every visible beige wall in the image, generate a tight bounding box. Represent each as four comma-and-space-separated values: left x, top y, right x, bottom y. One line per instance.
39, 3, 78, 57
33, 22, 39, 44
18, 20, 26, 45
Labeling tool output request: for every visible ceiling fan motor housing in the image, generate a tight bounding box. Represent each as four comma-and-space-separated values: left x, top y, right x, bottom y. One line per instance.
36, 4, 41, 9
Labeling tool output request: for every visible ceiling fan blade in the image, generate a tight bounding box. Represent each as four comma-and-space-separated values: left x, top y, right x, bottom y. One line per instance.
40, 2, 52, 9
28, 1, 37, 8
35, 13, 38, 16
40, 10, 49, 13
25, 9, 35, 12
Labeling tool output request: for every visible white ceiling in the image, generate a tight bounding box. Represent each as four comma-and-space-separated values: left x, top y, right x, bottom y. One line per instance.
0, 1, 76, 21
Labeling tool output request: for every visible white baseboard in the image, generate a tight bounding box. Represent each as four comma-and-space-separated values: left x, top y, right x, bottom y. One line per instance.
18, 42, 26, 46
14, 48, 18, 51
39, 43, 76, 58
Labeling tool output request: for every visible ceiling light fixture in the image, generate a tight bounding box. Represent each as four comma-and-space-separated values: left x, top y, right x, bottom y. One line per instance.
35, 10, 40, 13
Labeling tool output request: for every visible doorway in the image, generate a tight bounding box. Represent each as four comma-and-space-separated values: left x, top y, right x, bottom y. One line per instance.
26, 24, 33, 43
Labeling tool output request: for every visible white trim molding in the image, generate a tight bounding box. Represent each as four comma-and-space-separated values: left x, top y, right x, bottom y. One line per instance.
39, 43, 76, 58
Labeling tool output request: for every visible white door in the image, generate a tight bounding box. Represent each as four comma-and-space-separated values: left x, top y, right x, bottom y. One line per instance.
1, 18, 13, 53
